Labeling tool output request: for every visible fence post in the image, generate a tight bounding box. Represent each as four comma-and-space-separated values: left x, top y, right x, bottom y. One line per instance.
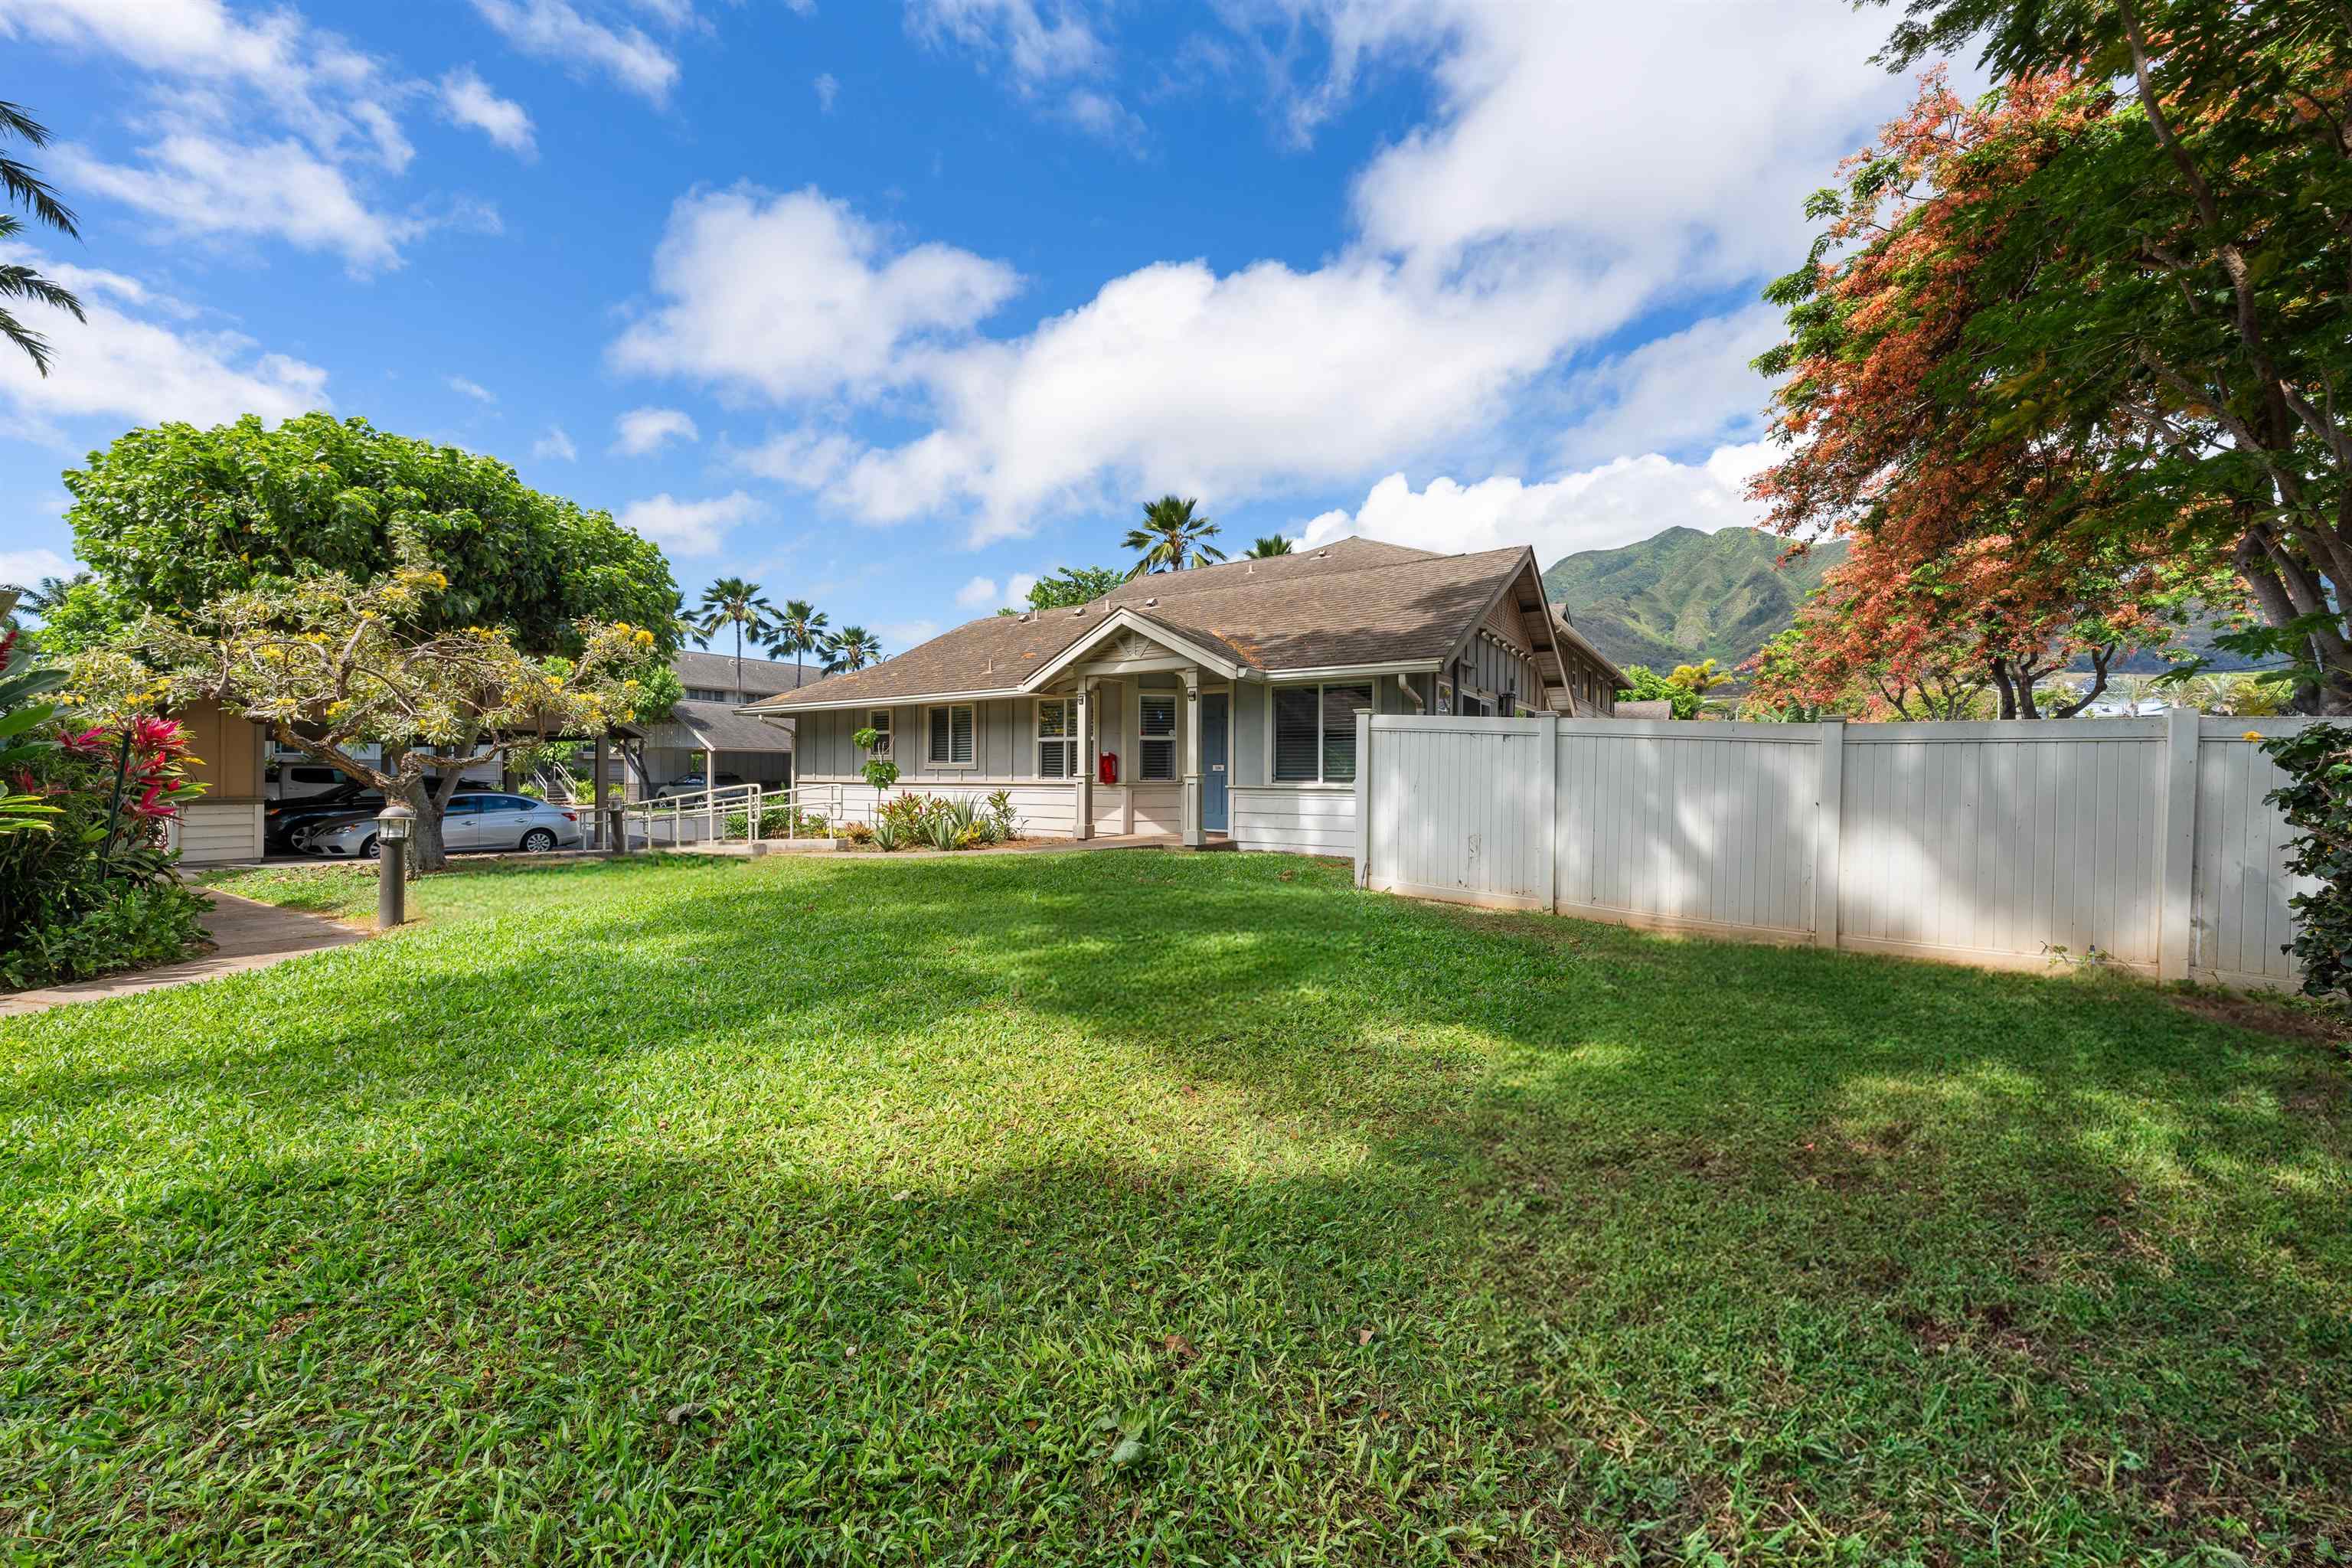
1814, 717, 1844, 949
1537, 712, 1559, 913
1354, 709, 1371, 888
2159, 705, 2199, 982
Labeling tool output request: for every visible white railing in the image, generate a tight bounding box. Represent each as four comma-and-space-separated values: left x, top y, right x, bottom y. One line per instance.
612, 782, 845, 851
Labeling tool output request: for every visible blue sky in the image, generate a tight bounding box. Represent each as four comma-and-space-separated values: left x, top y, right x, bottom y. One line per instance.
1, 0, 1927, 655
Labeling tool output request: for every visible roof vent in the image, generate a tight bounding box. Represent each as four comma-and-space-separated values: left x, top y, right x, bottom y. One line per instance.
1316, 549, 1331, 559
1143, 596, 1158, 606
1020, 611, 1033, 622
1072, 606, 1086, 616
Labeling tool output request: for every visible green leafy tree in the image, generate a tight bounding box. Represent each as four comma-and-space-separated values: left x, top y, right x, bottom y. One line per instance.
694, 577, 776, 691
998, 565, 1122, 616
824, 626, 883, 673
63, 413, 681, 658
1615, 665, 1706, 721
1761, 5, 2352, 704
4, 571, 92, 624
1245, 535, 1295, 558
71, 544, 665, 874
0, 100, 84, 376
766, 598, 831, 688
1122, 495, 1225, 577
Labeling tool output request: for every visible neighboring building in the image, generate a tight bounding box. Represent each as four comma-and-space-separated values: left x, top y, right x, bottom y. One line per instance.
162, 699, 271, 865
632, 648, 801, 795
748, 538, 1625, 853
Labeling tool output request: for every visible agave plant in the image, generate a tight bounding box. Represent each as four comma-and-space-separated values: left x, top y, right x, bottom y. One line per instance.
921, 797, 979, 851
867, 813, 905, 851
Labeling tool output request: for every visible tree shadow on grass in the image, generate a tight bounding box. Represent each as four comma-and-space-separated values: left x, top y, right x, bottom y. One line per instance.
6, 849, 2350, 1561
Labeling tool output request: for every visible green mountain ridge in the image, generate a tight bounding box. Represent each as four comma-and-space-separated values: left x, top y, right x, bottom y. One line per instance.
1542, 525, 2258, 681
1541, 527, 1847, 675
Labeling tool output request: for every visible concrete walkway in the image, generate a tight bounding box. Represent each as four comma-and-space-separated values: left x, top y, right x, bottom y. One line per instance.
0, 889, 365, 1018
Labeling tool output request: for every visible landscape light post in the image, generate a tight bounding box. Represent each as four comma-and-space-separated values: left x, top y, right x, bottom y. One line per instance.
375, 802, 414, 928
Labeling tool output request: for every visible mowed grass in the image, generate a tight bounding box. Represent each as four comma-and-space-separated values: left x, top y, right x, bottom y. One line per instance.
3, 851, 2348, 1566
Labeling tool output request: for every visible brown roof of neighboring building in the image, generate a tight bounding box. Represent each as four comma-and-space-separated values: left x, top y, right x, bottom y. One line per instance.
671, 648, 808, 699
745, 537, 1592, 710
654, 699, 798, 753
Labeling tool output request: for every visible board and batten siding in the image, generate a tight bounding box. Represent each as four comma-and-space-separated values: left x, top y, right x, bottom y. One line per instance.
1357, 711, 2318, 988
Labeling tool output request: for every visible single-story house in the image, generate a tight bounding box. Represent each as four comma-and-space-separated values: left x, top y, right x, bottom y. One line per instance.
746, 538, 1626, 853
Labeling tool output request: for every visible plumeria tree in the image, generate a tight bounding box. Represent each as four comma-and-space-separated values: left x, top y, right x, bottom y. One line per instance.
70, 547, 665, 872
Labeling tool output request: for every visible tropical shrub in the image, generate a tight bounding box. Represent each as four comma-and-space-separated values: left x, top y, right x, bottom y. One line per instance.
918, 798, 981, 851
866, 814, 904, 852
0, 634, 209, 989
982, 789, 1021, 844
2262, 724, 2352, 998
853, 727, 898, 792
725, 804, 830, 839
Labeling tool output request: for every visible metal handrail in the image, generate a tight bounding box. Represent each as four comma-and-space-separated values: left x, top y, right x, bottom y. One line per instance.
611, 781, 844, 851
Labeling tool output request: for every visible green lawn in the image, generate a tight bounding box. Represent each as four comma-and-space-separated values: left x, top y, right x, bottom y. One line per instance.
4, 851, 2348, 1565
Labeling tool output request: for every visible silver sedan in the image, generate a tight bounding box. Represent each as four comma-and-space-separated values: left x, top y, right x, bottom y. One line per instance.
299, 792, 586, 858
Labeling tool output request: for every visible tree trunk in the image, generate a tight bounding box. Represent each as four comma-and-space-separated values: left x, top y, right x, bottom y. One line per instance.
1989, 657, 2019, 720
397, 773, 449, 875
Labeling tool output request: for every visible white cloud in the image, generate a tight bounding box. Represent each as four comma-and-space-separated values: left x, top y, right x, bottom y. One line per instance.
610, 185, 1022, 403
448, 374, 496, 403
60, 134, 424, 273
5, 2, 488, 270
611, 4, 1908, 548
813, 70, 839, 113
616, 490, 761, 555
808, 247, 1628, 542
1301, 442, 1777, 567
1553, 305, 1785, 469
532, 424, 578, 460
471, 0, 681, 104
0, 548, 76, 587
1004, 570, 1038, 606
0, 250, 328, 437
878, 618, 939, 649
611, 405, 698, 456
906, 0, 1106, 83
440, 67, 537, 157
954, 574, 998, 608
0, 0, 413, 166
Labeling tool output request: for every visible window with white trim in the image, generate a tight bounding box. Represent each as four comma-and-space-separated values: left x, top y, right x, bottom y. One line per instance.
1037, 698, 1076, 779
926, 703, 975, 766
865, 709, 892, 753
1272, 682, 1370, 783
1138, 693, 1176, 780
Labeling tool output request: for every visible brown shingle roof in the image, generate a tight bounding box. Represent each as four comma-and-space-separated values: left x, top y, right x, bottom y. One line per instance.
746, 539, 1541, 710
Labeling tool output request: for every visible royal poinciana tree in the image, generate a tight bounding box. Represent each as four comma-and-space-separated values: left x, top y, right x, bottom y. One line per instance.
1751, 0, 2348, 710
71, 550, 663, 872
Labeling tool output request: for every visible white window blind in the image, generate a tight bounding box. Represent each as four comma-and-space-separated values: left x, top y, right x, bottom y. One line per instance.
1037, 698, 1075, 779
1273, 682, 1370, 782
867, 710, 891, 753
1138, 693, 1176, 780
927, 704, 974, 766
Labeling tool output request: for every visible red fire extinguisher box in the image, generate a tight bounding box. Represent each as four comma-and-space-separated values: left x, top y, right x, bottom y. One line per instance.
1098, 753, 1119, 785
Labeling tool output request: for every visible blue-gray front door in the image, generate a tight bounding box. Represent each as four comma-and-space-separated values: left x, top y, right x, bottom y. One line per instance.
1201, 691, 1229, 832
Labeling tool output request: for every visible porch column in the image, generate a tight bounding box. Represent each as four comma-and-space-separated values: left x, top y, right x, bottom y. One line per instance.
1073, 680, 1094, 841
704, 743, 719, 843
1181, 668, 1205, 848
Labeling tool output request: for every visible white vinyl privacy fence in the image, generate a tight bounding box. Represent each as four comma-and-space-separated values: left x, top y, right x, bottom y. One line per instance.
1353, 711, 2314, 988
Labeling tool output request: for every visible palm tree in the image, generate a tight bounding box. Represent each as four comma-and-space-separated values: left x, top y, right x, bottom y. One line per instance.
1244, 535, 1294, 558
2, 102, 85, 376
694, 577, 776, 691
1121, 495, 1225, 577
11, 571, 90, 618
766, 598, 831, 688
823, 626, 883, 674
